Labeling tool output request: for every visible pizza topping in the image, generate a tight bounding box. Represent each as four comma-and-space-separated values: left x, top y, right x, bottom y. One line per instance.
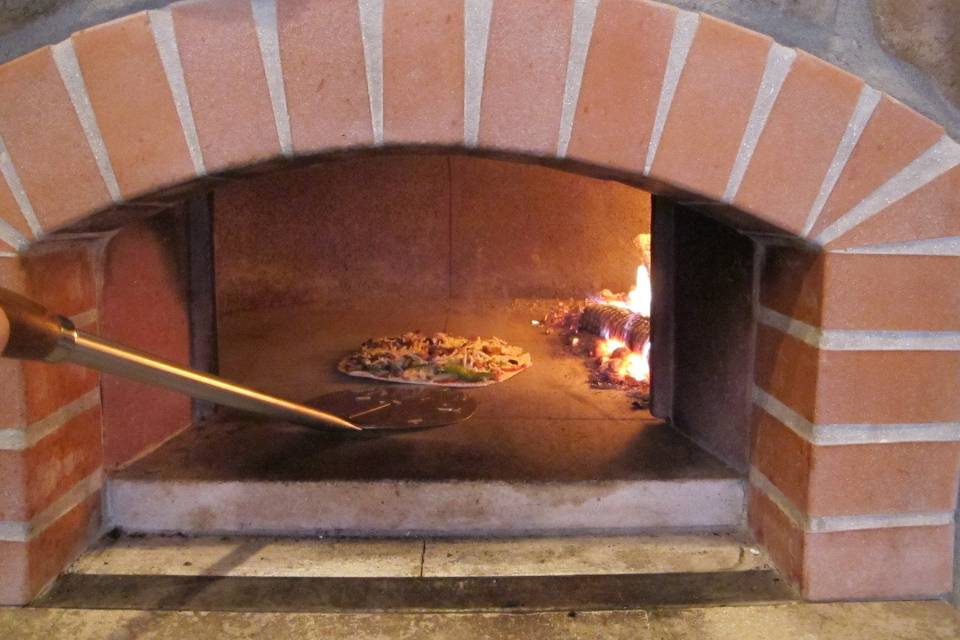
340, 331, 532, 386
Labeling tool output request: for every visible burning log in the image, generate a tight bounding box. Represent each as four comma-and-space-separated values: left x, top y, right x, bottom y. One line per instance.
578, 303, 650, 351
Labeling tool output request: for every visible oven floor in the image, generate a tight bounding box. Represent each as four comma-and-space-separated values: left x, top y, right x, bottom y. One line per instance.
110, 299, 743, 535
217, 297, 666, 428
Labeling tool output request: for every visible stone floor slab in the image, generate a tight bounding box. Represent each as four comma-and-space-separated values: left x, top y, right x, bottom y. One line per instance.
1, 601, 958, 640
68, 535, 424, 578
422, 534, 769, 577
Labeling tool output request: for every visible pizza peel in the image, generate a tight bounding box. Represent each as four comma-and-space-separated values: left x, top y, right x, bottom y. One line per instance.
307, 386, 477, 436
0, 287, 475, 436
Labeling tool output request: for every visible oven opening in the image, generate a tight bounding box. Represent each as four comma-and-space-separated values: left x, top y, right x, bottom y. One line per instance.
107, 151, 756, 535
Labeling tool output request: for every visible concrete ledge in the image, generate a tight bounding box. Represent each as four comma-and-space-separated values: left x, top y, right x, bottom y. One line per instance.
107, 478, 744, 536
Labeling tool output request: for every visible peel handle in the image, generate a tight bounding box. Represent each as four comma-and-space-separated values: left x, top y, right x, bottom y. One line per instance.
0, 286, 361, 433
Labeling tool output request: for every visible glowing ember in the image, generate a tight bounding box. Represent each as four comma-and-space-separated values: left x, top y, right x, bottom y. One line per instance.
623, 340, 651, 381
595, 337, 626, 358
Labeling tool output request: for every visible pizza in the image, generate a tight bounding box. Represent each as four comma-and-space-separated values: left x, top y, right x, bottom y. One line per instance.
338, 331, 532, 387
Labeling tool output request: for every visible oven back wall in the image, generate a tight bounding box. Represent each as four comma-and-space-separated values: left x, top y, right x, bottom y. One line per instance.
212, 154, 651, 316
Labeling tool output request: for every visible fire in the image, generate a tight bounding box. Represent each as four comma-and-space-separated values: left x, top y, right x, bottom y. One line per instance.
623, 340, 651, 381
595, 337, 625, 358
593, 263, 652, 383
627, 265, 652, 316
595, 336, 651, 383
602, 264, 652, 317
544, 236, 653, 391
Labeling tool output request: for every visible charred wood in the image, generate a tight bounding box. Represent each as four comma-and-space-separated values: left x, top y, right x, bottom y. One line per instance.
578, 304, 650, 351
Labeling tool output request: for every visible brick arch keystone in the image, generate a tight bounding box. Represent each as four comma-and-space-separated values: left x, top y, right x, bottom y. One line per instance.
0, 0, 957, 604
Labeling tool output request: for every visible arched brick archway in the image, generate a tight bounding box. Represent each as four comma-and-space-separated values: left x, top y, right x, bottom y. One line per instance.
0, 0, 957, 604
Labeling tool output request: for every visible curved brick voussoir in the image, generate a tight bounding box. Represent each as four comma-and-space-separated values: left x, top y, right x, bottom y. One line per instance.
0, 0, 949, 241
70, 13, 199, 204
170, 0, 283, 174
647, 14, 771, 203
824, 159, 960, 251
731, 51, 863, 236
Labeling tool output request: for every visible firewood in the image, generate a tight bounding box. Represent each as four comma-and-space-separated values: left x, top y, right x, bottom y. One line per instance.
578, 303, 650, 351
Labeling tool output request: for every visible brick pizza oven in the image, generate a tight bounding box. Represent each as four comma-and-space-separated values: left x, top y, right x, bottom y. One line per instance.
0, 0, 958, 606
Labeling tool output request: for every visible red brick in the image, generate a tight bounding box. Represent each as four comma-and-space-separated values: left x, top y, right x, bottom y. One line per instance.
762, 249, 960, 332
21, 361, 98, 426
278, 0, 373, 153
809, 441, 960, 516
816, 349, 960, 425
0, 167, 33, 247
821, 253, 960, 331
18, 243, 100, 423
748, 486, 804, 588
72, 13, 195, 199
754, 323, 819, 422
0, 538, 30, 604
383, 0, 464, 144
0, 359, 25, 428
0, 406, 101, 521
751, 406, 811, 512
566, 0, 674, 173
479, 0, 574, 154
172, 0, 281, 173
100, 209, 191, 468
651, 15, 771, 200
804, 525, 954, 600
759, 238, 825, 328
753, 406, 960, 516
0, 47, 112, 232
757, 324, 960, 425
0, 490, 101, 605
28, 490, 101, 601
827, 164, 960, 250
24, 242, 97, 317
735, 51, 863, 234
808, 95, 943, 238
0, 257, 27, 427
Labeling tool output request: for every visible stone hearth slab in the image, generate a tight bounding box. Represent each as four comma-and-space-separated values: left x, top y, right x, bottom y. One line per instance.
67, 533, 768, 579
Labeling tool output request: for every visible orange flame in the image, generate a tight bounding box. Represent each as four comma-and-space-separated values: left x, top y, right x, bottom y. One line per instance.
594, 263, 652, 383
627, 265, 652, 316
603, 264, 652, 317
